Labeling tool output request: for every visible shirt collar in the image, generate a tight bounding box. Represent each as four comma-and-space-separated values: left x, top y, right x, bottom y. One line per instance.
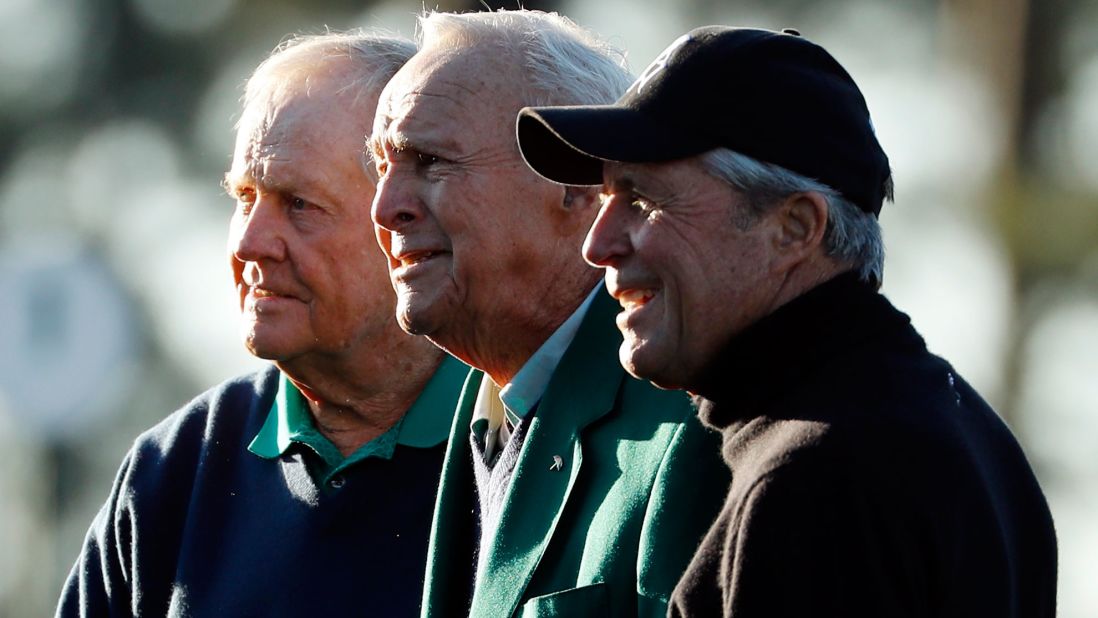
248, 354, 467, 460
398, 354, 469, 447
497, 284, 601, 421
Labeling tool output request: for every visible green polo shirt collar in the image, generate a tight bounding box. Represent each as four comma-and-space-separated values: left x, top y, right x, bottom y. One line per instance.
248, 355, 466, 484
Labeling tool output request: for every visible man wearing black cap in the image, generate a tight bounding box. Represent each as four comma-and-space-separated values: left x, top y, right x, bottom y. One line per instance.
518, 26, 1057, 618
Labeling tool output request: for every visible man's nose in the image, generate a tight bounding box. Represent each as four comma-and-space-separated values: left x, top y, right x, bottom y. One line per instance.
582, 195, 633, 268
230, 198, 287, 263
372, 173, 424, 232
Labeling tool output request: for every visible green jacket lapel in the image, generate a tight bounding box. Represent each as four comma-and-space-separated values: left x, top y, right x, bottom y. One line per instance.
421, 368, 482, 618
468, 289, 626, 617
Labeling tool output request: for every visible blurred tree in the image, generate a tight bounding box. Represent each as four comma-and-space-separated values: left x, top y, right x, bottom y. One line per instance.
942, 0, 1098, 429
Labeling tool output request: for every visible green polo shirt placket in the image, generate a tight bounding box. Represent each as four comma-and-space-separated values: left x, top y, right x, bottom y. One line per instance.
247, 356, 468, 490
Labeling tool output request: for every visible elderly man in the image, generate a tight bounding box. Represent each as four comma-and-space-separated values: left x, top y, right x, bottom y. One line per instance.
57, 33, 466, 617
517, 26, 1058, 618
369, 10, 729, 618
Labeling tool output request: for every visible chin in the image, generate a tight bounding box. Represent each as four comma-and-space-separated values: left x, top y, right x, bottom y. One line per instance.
395, 293, 449, 338
242, 336, 286, 361
241, 323, 303, 362
620, 341, 655, 382
619, 339, 684, 392
242, 336, 276, 360
396, 305, 430, 337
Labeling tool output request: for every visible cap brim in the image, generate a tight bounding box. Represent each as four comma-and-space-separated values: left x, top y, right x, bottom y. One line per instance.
516, 105, 714, 186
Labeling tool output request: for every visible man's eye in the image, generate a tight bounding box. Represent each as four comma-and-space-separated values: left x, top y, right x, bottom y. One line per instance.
232, 187, 256, 213
289, 196, 308, 211
599, 192, 656, 215
631, 195, 657, 214
416, 152, 440, 166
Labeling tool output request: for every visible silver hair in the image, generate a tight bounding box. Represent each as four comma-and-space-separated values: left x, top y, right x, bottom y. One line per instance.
416, 10, 633, 107
700, 148, 886, 283
242, 30, 417, 119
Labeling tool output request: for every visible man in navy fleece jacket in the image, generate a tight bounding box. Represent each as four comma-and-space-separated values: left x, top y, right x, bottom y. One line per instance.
57, 31, 465, 618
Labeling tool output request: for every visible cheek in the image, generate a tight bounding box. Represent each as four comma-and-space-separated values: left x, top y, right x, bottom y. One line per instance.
693, 255, 769, 338
440, 202, 496, 270
357, 255, 398, 313
502, 236, 544, 278
441, 172, 554, 276
659, 246, 728, 324
335, 240, 391, 295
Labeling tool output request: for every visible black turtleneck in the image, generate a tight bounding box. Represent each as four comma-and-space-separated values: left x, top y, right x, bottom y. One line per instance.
669, 272, 1057, 618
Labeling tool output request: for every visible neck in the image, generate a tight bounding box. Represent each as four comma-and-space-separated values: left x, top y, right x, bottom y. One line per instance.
769, 258, 851, 318
682, 259, 852, 400
692, 265, 869, 406
431, 324, 547, 388
439, 277, 599, 388
276, 332, 445, 457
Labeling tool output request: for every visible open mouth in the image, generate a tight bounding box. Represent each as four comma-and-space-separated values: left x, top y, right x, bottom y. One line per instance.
243, 286, 299, 314
617, 288, 656, 310
400, 250, 445, 267
251, 287, 285, 299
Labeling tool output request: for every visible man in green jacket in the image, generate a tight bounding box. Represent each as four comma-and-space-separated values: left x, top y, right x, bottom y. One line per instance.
368, 9, 729, 618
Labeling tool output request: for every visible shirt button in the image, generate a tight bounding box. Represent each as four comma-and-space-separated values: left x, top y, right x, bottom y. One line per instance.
328, 475, 346, 489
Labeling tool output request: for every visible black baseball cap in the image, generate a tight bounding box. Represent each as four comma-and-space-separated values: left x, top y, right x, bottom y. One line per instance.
517, 26, 892, 216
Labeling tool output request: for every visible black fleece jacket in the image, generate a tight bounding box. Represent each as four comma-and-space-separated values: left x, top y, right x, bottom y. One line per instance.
669, 272, 1057, 618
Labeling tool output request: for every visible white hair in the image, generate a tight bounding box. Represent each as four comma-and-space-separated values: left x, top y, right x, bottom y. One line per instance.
700, 148, 886, 283
242, 30, 416, 118
416, 9, 633, 107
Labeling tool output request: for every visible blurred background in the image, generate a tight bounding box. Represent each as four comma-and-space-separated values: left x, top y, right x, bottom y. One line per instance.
0, 0, 1094, 615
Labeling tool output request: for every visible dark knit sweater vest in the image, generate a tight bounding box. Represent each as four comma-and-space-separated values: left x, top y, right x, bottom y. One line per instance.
470, 414, 532, 580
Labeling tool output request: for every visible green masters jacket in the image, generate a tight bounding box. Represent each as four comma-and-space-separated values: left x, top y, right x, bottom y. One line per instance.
421, 290, 730, 617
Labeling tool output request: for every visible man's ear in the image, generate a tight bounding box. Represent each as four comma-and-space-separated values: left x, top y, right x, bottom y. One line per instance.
772, 191, 829, 266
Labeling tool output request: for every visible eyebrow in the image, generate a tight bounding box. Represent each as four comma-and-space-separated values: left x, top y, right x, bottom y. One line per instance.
222, 170, 245, 194
364, 134, 382, 160
374, 109, 467, 160
222, 168, 296, 198
369, 125, 409, 156
360, 145, 376, 175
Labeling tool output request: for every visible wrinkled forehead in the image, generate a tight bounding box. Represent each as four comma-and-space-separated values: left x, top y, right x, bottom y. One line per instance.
375, 45, 524, 137
232, 78, 373, 171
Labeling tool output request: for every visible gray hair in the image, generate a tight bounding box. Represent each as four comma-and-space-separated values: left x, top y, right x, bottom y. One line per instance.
416, 10, 633, 107
242, 31, 417, 118
700, 148, 886, 283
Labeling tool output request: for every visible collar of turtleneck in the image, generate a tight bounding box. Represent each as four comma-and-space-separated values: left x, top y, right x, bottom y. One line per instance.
692, 270, 924, 430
